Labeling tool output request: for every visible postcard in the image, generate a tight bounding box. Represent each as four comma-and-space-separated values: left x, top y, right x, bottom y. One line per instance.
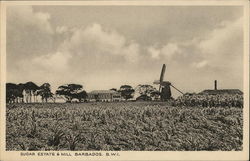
0, 0, 249, 161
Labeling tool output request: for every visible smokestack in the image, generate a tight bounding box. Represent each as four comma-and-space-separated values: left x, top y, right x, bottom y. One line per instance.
214, 80, 217, 90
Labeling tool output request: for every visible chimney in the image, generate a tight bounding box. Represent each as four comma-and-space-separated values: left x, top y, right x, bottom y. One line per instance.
214, 80, 217, 90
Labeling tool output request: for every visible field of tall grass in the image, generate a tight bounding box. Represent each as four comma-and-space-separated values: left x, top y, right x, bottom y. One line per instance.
6, 102, 243, 151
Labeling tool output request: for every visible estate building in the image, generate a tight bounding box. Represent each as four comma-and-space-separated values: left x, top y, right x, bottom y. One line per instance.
87, 90, 121, 102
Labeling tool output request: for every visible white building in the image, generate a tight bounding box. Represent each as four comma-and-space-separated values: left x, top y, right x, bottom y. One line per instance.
87, 90, 121, 102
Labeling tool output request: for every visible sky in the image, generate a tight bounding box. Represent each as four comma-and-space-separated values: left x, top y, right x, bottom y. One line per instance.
6, 5, 244, 97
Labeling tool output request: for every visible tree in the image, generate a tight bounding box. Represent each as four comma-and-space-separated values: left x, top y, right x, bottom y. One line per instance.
56, 84, 87, 102
17, 83, 26, 103
6, 83, 19, 103
73, 91, 88, 102
118, 85, 135, 100
110, 88, 117, 91
23, 81, 39, 103
37, 83, 53, 103
6, 83, 30, 103
135, 84, 160, 100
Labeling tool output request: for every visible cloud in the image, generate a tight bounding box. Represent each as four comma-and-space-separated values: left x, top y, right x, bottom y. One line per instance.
148, 46, 160, 59
185, 17, 243, 90
26, 23, 141, 79
199, 17, 243, 57
56, 26, 68, 34
63, 23, 140, 62
7, 6, 53, 34
32, 51, 71, 72
196, 17, 243, 71
7, 5, 55, 69
161, 43, 180, 58
148, 43, 180, 60
192, 60, 208, 68
122, 42, 140, 63
146, 17, 243, 70
19, 23, 143, 90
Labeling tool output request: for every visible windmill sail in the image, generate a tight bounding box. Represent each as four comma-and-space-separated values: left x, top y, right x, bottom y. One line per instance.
158, 64, 166, 92
159, 64, 166, 83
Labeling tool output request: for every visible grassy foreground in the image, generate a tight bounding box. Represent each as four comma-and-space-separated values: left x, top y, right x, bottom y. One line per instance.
6, 102, 243, 151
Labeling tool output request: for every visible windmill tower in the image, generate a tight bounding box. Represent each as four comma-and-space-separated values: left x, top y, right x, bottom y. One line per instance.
153, 64, 184, 101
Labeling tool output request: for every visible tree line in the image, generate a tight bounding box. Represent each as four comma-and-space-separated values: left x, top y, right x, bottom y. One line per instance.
6, 82, 87, 103
6, 82, 160, 103
6, 82, 54, 103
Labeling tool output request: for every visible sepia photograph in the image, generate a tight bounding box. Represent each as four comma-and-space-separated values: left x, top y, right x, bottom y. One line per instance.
0, 0, 249, 161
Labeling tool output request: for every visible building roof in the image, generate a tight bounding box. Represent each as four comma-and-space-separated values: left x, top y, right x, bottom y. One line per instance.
88, 90, 119, 94
200, 89, 243, 95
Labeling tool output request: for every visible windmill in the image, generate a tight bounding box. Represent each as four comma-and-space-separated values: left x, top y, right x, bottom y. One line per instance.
153, 64, 184, 101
